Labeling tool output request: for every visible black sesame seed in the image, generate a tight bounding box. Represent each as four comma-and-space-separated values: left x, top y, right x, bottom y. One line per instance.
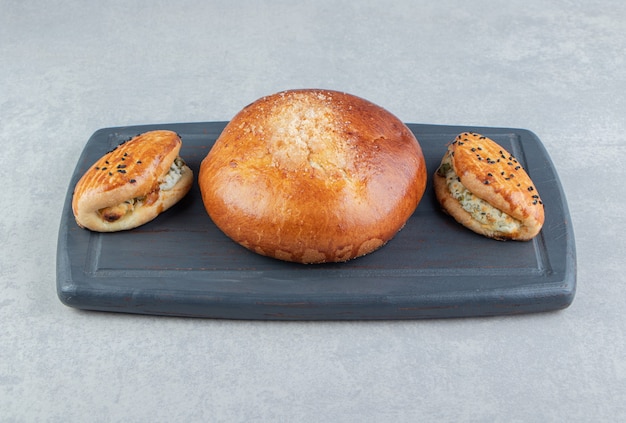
101, 167, 107, 170
117, 164, 127, 169
136, 160, 142, 164
484, 180, 489, 184
118, 169, 126, 173
528, 186, 534, 191
109, 172, 112, 176
471, 148, 476, 152
487, 173, 493, 176
130, 179, 136, 183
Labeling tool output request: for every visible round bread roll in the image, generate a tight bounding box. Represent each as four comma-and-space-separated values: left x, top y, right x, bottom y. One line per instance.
433, 132, 544, 240
72, 130, 193, 232
199, 89, 427, 263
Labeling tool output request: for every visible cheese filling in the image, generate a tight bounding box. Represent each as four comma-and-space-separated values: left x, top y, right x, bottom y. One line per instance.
159, 156, 186, 191
437, 152, 521, 234
99, 157, 186, 222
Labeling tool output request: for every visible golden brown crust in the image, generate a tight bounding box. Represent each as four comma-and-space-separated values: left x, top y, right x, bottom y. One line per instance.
434, 132, 544, 240
72, 130, 193, 232
199, 89, 428, 263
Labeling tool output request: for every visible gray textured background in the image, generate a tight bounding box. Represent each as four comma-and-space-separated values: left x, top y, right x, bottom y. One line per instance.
1, 0, 625, 421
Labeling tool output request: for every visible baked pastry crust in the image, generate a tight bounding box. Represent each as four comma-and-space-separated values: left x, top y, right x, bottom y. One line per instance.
72, 130, 193, 232
199, 89, 428, 263
433, 132, 544, 240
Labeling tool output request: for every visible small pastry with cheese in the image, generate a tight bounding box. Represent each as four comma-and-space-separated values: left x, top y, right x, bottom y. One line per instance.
433, 132, 544, 240
72, 130, 193, 232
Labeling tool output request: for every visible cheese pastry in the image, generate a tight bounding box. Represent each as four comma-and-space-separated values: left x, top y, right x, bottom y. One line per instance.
72, 130, 193, 232
433, 132, 544, 240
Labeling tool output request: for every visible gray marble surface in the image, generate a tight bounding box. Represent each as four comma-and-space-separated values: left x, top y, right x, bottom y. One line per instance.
1, 0, 624, 421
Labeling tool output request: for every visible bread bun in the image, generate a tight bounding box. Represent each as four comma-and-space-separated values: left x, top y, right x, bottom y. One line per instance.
199, 89, 427, 263
72, 130, 193, 232
433, 132, 544, 240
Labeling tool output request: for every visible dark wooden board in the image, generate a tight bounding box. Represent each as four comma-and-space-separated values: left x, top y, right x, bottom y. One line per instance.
56, 122, 576, 319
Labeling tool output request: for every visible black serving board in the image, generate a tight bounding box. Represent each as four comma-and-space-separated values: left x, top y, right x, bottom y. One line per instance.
56, 122, 576, 320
